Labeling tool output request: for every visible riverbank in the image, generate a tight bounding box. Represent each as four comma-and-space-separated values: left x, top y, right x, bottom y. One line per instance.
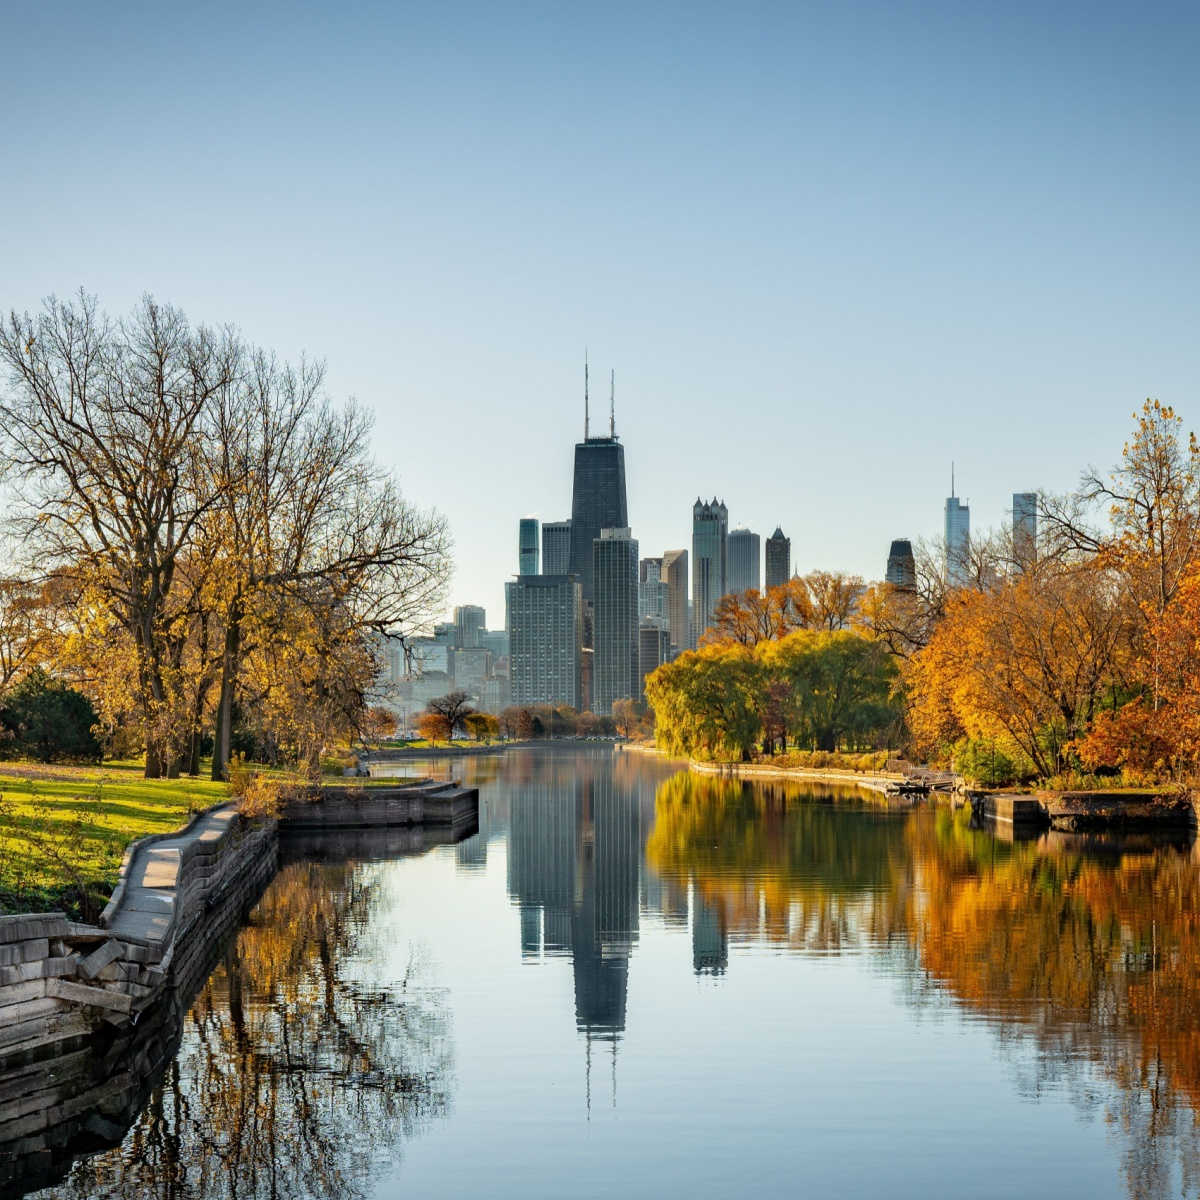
0, 762, 232, 918
619, 741, 911, 796
370, 737, 619, 761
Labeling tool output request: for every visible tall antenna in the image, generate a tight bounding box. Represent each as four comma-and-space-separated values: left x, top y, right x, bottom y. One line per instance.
584, 350, 590, 440
951, 461, 956, 498
609, 369, 615, 437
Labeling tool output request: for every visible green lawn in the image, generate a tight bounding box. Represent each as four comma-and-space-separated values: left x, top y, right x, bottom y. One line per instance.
0, 760, 231, 919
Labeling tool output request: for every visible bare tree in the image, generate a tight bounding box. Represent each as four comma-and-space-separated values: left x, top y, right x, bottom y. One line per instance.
0, 293, 240, 777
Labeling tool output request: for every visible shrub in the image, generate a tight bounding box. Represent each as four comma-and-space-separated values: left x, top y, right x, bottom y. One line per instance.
237, 775, 282, 819
0, 670, 102, 763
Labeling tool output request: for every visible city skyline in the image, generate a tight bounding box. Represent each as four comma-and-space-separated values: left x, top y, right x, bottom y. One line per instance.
6, 5, 1193, 631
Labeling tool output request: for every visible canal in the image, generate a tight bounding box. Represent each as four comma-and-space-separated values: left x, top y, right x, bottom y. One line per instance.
28, 746, 1200, 1199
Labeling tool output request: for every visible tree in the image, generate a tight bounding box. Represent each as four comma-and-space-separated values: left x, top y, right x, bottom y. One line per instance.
416, 711, 451, 742
361, 705, 397, 743
0, 294, 240, 777
611, 698, 638, 738
463, 711, 499, 741
0, 668, 101, 762
426, 691, 475, 738
802, 571, 864, 631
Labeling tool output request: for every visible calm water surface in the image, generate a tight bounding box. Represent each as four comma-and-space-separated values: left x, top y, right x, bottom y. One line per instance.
34, 747, 1200, 1199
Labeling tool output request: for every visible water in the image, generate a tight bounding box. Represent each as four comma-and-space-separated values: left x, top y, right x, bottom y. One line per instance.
30, 747, 1200, 1199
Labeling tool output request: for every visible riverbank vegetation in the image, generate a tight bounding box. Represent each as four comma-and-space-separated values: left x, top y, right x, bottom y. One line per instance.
0, 293, 448, 781
650, 400, 1200, 788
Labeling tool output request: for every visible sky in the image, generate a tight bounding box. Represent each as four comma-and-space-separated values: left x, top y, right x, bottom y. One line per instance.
3, 1, 1200, 628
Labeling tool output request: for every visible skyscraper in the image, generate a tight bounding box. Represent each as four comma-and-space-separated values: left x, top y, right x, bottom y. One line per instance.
542, 520, 572, 575
727, 528, 761, 594
661, 549, 689, 655
519, 517, 540, 575
765, 528, 791, 590
638, 621, 671, 700
508, 575, 583, 708
885, 539, 917, 589
692, 498, 728, 644
453, 604, 487, 649
1013, 492, 1037, 570
638, 557, 668, 622
944, 468, 971, 588
592, 528, 639, 715
568, 365, 628, 610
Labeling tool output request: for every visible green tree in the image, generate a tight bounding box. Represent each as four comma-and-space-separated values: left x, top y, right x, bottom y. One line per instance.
0, 668, 102, 762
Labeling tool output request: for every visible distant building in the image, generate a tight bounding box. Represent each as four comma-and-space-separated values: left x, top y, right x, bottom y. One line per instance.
1013, 492, 1037, 570
508, 575, 583, 709
519, 518, 540, 576
593, 528, 639, 715
885, 539, 917, 590
408, 636, 449, 676
542, 520, 572, 575
765, 528, 791, 590
480, 675, 511, 714
692, 498, 728, 644
638, 557, 669, 622
727, 528, 761, 595
568, 369, 628, 611
638, 621, 671, 701
453, 646, 492, 698
944, 475, 971, 588
453, 605, 486, 649
480, 629, 510, 661
433, 621, 458, 649
661, 548, 689, 655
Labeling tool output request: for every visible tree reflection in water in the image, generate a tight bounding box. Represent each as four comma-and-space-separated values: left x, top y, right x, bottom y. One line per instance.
57, 857, 452, 1200
647, 770, 1200, 1200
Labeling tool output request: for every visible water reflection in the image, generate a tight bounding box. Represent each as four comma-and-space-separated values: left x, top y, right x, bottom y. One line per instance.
45, 840, 453, 1200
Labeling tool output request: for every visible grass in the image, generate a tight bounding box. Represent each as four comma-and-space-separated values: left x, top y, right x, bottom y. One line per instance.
0, 759, 231, 919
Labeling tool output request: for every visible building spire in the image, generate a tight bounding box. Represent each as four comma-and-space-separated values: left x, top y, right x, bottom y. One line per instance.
951, 460, 956, 498
584, 350, 590, 440
609, 369, 615, 438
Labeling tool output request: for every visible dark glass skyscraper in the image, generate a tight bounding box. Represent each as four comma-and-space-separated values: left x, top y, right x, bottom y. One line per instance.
519, 517, 540, 575
569, 437, 628, 608
765, 527, 791, 590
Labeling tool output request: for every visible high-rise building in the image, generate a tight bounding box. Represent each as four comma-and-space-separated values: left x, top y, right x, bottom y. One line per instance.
638, 621, 671, 700
944, 470, 971, 588
885, 539, 917, 590
542, 520, 572, 575
452, 646, 492, 698
480, 629, 510, 661
454, 605, 487, 649
638, 557, 669, 622
508, 575, 583, 708
765, 528, 791, 590
592, 528, 639, 715
568, 365, 628, 610
661, 548, 689, 655
691, 498, 728, 644
519, 517, 540, 576
727, 528, 761, 595
1013, 492, 1037, 570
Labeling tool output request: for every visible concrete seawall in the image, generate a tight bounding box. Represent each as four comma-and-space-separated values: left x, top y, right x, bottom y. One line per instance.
0, 776, 479, 1194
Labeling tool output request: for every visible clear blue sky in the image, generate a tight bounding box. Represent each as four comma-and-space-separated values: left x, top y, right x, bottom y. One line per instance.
4, 1, 1199, 627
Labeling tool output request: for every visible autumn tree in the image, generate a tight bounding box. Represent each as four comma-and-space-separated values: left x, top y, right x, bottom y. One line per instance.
426, 691, 475, 738
416, 711, 451, 742
611, 698, 638, 738
0, 294, 240, 776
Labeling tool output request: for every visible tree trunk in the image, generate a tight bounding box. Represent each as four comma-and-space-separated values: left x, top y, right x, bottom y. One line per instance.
212, 602, 243, 782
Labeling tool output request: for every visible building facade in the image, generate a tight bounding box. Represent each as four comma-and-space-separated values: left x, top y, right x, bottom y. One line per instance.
944, 494, 971, 588
592, 528, 639, 715
1013, 492, 1037, 570
727, 528, 761, 595
638, 620, 671, 700
453, 605, 487, 650
508, 575, 583, 709
569, 438, 628, 610
542, 520, 572, 575
638, 557, 669, 622
519, 517, 540, 576
885, 539, 917, 590
691, 498, 728, 644
661, 548, 689, 654
764, 527, 790, 590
